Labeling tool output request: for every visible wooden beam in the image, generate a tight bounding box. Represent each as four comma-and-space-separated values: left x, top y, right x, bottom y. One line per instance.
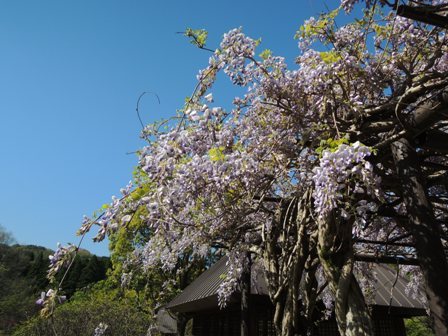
354, 238, 416, 248
355, 254, 420, 265
398, 5, 448, 29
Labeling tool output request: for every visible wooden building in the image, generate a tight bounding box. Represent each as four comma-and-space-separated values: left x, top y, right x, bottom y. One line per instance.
164, 257, 426, 336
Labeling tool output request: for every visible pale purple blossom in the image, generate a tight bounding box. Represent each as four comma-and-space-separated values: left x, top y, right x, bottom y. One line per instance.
312, 142, 381, 226
94, 323, 109, 336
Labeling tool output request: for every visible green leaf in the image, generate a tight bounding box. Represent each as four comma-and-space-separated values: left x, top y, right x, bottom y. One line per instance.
184, 28, 208, 48
208, 146, 226, 162
319, 51, 341, 64
259, 49, 272, 60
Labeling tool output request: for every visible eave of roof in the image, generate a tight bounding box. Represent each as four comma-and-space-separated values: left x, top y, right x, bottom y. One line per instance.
166, 257, 426, 314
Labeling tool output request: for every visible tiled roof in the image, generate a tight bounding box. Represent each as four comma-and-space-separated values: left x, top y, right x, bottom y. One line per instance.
166, 257, 425, 313
372, 263, 424, 309
166, 257, 228, 312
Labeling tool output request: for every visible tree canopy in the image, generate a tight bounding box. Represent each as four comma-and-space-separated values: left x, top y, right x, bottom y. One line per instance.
43, 1, 448, 335
0, 243, 111, 335
0, 224, 15, 245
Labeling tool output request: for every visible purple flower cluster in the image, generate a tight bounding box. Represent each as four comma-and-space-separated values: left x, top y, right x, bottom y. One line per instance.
340, 0, 359, 12
401, 265, 429, 312
67, 6, 448, 310
218, 28, 257, 85
340, 0, 376, 12
312, 142, 381, 225
217, 250, 247, 307
35, 288, 66, 318
47, 243, 76, 281
78, 180, 133, 242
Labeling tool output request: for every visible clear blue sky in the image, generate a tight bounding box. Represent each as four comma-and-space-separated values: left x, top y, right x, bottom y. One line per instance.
0, 0, 342, 256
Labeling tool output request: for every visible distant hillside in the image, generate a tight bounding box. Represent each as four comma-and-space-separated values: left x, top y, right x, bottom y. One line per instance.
0, 243, 110, 335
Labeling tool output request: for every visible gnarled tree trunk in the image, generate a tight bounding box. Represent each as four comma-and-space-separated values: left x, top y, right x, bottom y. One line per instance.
317, 211, 373, 336
391, 137, 448, 336
262, 190, 317, 336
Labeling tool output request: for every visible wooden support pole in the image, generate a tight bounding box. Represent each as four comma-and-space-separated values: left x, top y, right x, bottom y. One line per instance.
241, 252, 251, 336
391, 137, 448, 336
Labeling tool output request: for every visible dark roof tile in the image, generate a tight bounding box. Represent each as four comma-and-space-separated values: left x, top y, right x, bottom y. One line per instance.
167, 257, 425, 313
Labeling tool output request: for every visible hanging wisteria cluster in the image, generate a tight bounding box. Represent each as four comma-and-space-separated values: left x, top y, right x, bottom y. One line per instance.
46, 243, 77, 280
217, 250, 247, 307
312, 142, 382, 228
40, 1, 448, 334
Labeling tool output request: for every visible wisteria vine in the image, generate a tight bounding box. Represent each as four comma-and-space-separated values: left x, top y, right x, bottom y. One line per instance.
37, 1, 448, 333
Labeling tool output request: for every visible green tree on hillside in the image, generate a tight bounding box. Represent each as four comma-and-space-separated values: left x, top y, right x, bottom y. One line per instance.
13, 288, 150, 336
0, 243, 110, 335
0, 245, 52, 335
27, 252, 49, 291
0, 225, 15, 245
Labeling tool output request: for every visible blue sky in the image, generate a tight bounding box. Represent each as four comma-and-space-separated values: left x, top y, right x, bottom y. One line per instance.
0, 0, 343, 256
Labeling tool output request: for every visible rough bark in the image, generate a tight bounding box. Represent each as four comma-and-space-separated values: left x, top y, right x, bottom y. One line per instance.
280, 230, 308, 336
302, 236, 320, 336
391, 137, 448, 336
263, 191, 316, 336
417, 129, 448, 154
404, 89, 448, 137
317, 212, 373, 336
